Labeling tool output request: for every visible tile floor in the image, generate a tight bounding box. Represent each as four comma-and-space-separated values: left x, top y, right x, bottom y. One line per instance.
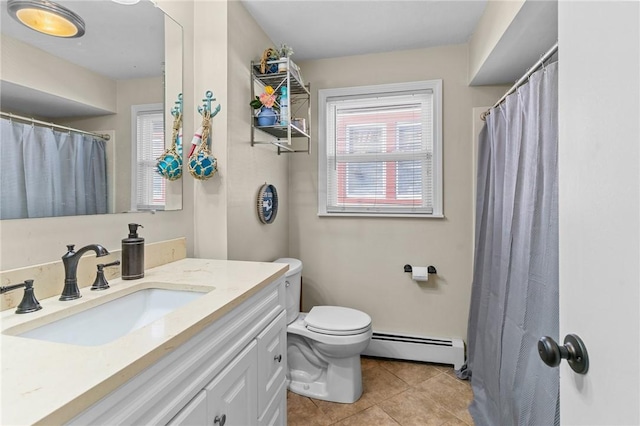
287, 357, 474, 426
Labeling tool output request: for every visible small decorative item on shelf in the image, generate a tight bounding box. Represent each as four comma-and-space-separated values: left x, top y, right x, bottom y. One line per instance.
189, 91, 221, 180
156, 94, 183, 181
279, 86, 289, 126
292, 117, 306, 133
250, 85, 279, 126
257, 107, 277, 126
278, 44, 294, 72
260, 47, 280, 74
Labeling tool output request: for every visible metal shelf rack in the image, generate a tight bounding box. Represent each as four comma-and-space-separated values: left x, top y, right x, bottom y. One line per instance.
250, 58, 311, 154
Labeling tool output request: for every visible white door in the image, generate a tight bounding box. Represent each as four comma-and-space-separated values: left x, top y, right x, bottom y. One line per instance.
558, 1, 640, 424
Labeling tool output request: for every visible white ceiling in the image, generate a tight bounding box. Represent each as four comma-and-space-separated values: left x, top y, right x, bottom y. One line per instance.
470, 0, 558, 85
1, 0, 558, 119
241, 0, 488, 61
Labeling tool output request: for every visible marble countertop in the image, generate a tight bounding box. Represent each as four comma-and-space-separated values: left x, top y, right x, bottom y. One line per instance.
0, 258, 287, 425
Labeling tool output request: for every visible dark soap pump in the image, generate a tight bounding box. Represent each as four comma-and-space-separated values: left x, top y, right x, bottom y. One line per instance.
122, 223, 144, 280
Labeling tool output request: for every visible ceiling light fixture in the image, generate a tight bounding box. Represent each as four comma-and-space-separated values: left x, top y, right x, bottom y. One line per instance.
7, 0, 85, 38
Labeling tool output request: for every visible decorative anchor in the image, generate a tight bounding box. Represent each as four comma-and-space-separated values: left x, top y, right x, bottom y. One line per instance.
172, 93, 183, 118
197, 90, 222, 120
189, 90, 221, 180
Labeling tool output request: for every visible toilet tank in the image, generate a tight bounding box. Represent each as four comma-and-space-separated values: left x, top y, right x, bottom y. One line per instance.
274, 258, 302, 324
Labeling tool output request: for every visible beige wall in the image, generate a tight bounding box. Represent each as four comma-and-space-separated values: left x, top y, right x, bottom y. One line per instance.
0, 0, 196, 271
190, 0, 229, 260
290, 45, 507, 340
225, 1, 289, 261
185, 0, 290, 262
1, 35, 117, 113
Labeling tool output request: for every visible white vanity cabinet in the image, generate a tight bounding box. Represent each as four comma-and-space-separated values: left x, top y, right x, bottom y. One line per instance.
69, 276, 287, 426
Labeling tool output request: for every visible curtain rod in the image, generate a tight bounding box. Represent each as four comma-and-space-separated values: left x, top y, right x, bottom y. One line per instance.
481, 42, 558, 121
0, 111, 111, 141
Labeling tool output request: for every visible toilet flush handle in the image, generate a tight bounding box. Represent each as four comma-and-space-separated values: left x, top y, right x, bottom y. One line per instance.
274, 354, 282, 363
214, 414, 226, 426
285, 280, 290, 287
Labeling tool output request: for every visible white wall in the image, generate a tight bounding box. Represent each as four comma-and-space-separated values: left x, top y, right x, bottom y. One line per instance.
290, 45, 507, 339
467, 0, 525, 83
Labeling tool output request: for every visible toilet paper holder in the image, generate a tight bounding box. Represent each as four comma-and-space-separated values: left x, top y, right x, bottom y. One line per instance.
404, 264, 437, 274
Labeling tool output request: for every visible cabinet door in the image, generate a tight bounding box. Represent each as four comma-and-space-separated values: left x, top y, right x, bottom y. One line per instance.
206, 341, 258, 426
256, 311, 287, 415
258, 380, 287, 426
167, 391, 207, 426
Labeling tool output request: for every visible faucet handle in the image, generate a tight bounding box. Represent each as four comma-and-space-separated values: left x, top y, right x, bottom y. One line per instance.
0, 279, 42, 314
66, 244, 75, 252
91, 260, 121, 291
101, 260, 121, 269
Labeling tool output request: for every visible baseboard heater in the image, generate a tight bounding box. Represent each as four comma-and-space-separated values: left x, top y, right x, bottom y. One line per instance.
362, 331, 465, 370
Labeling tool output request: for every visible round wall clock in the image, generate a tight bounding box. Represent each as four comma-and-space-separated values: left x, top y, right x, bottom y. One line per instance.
257, 183, 278, 224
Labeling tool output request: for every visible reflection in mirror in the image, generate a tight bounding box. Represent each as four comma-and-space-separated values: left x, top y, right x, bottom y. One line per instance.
0, 0, 183, 219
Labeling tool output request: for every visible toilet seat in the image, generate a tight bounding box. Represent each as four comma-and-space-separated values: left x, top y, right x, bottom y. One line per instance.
305, 306, 371, 336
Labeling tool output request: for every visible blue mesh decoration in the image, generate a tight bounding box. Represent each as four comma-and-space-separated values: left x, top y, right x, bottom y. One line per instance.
189, 151, 217, 179
156, 94, 183, 181
189, 91, 221, 181
157, 152, 182, 180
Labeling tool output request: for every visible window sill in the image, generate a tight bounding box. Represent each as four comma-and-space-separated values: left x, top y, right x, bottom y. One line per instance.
317, 212, 444, 219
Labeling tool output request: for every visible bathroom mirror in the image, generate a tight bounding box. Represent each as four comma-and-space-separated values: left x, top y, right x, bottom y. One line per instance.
0, 0, 183, 220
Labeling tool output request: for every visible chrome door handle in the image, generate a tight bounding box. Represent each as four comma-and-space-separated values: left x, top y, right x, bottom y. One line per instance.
538, 334, 589, 374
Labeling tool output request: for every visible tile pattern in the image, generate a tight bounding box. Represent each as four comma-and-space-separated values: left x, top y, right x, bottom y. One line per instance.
287, 357, 474, 426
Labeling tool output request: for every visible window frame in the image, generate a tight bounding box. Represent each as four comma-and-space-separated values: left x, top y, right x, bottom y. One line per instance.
130, 103, 166, 212
317, 80, 443, 218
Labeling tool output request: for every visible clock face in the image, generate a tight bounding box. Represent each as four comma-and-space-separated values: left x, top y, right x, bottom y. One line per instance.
257, 184, 278, 224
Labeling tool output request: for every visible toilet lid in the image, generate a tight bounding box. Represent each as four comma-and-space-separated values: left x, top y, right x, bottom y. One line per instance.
305, 306, 371, 336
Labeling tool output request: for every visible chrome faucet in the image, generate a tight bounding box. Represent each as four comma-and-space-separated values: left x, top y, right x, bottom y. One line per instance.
61, 244, 110, 301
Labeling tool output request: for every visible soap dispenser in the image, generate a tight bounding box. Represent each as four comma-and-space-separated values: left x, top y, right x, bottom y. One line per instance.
122, 223, 144, 280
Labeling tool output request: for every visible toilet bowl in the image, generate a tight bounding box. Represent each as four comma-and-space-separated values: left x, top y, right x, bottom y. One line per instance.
274, 258, 372, 404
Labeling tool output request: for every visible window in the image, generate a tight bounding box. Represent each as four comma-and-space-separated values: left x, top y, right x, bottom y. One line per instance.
131, 104, 166, 211
318, 80, 443, 217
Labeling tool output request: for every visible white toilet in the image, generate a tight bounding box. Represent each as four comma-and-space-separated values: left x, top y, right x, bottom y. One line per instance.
274, 258, 372, 404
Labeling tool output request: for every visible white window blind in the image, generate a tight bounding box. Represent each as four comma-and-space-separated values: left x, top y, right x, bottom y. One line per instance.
134, 107, 166, 211
319, 81, 442, 217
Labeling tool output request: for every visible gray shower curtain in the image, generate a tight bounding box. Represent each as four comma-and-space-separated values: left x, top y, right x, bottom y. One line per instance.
1, 118, 108, 219
467, 61, 559, 426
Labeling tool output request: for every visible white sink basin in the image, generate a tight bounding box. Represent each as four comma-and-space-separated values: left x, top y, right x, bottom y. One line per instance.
16, 288, 206, 346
